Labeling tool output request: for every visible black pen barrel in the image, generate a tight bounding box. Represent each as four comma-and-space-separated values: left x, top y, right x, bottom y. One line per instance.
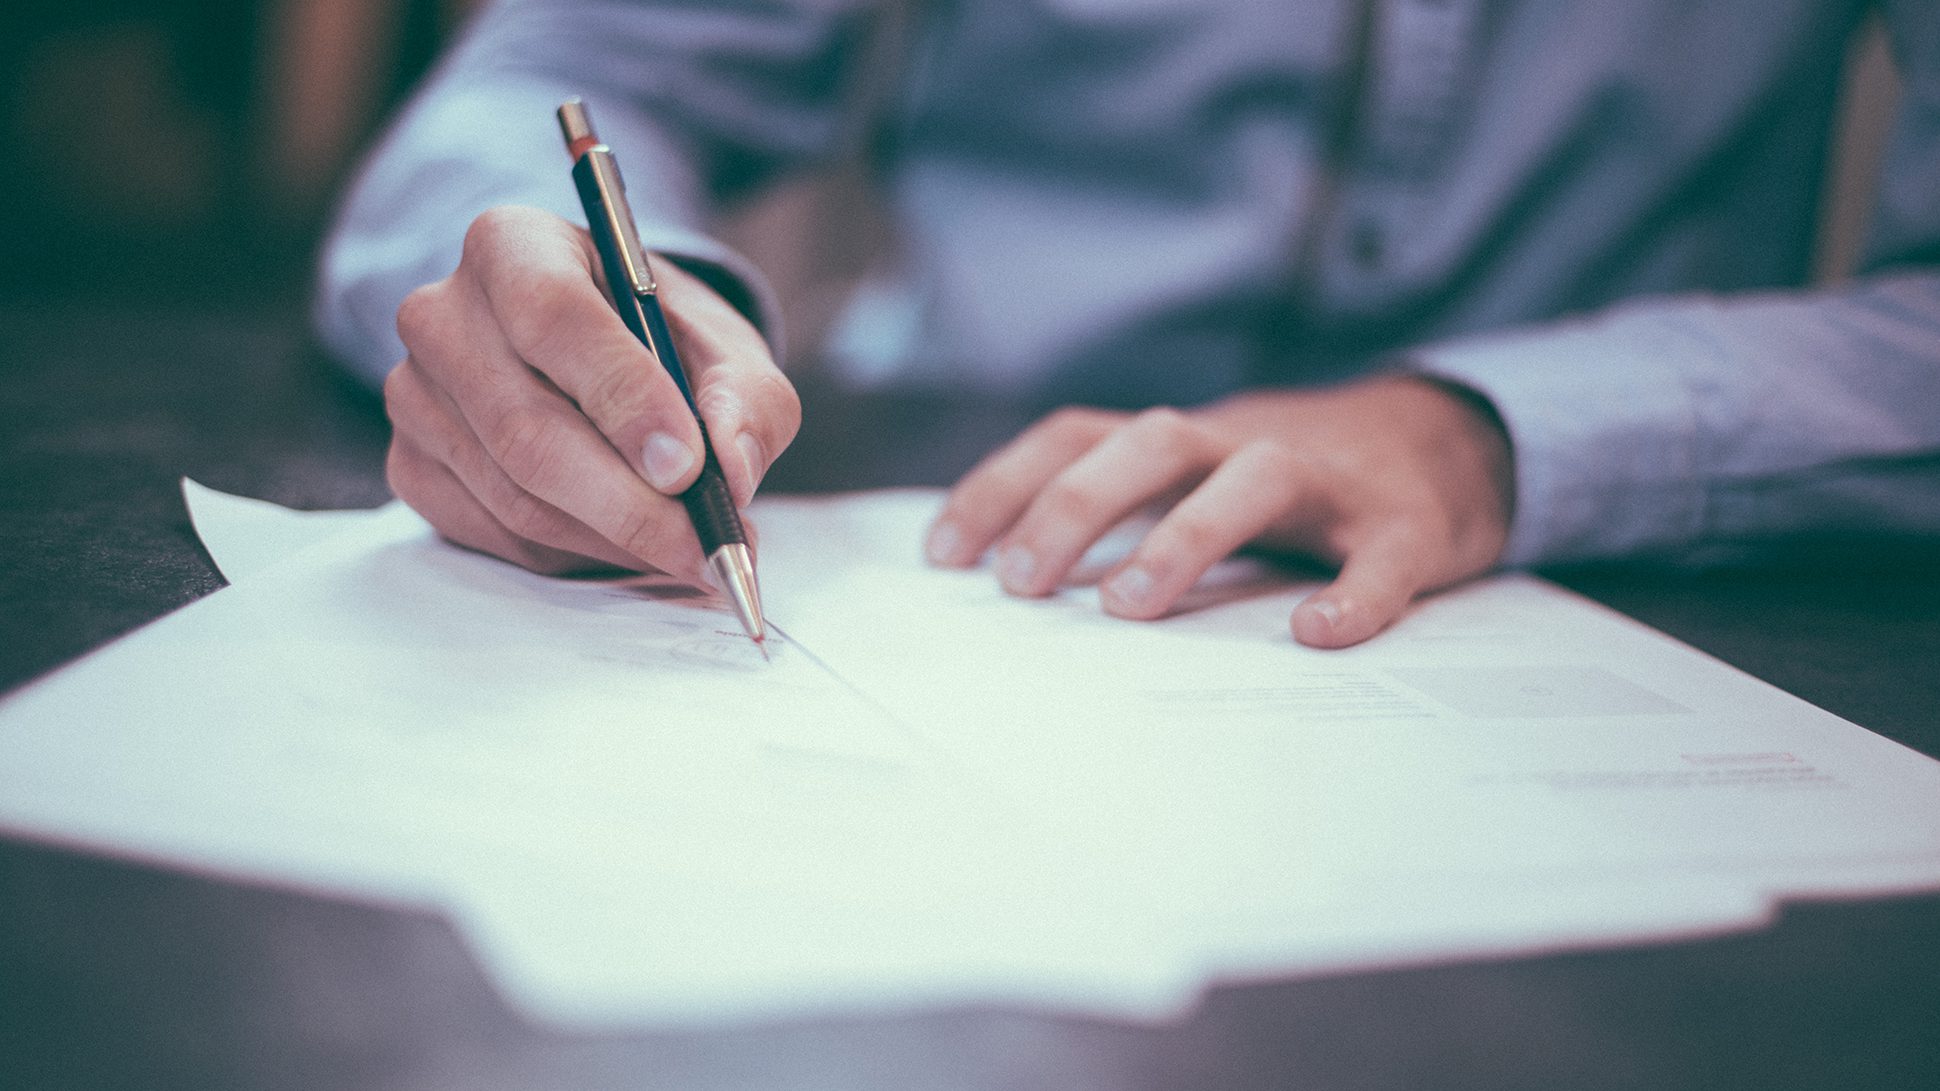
628, 291, 748, 553
560, 98, 763, 643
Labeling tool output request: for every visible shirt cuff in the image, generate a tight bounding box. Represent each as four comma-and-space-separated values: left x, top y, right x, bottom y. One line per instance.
1408, 306, 1724, 567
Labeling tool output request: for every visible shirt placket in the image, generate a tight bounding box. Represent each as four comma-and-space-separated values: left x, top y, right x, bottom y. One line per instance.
1316, 0, 1480, 315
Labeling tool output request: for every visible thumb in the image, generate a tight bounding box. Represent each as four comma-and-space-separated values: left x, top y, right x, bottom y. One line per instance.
1291, 527, 1433, 648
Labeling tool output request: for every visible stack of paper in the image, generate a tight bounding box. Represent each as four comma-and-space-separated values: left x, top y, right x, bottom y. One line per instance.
0, 482, 1934, 1028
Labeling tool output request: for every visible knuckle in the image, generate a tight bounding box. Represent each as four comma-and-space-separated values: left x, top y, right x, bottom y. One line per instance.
461, 205, 528, 261
750, 370, 802, 441
609, 502, 678, 563
394, 283, 445, 350
495, 486, 564, 543
1040, 406, 1088, 434
693, 383, 741, 424
1155, 513, 1224, 561
1239, 438, 1302, 478
577, 353, 650, 419
381, 358, 410, 400
1037, 476, 1107, 526
505, 272, 586, 364
487, 405, 568, 489
382, 358, 441, 428
742, 363, 792, 402
1042, 405, 1114, 439
384, 442, 421, 504
1130, 405, 1188, 434
955, 459, 1028, 507
381, 361, 415, 422
1127, 407, 1199, 460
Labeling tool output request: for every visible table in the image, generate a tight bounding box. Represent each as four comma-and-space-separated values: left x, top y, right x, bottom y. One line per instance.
3, 303, 1937, 1090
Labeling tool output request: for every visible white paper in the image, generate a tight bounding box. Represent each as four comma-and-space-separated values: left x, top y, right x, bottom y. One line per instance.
1, 484, 1936, 1030
181, 478, 383, 583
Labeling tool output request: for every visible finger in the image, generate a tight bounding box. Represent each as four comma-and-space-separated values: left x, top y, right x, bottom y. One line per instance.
994, 408, 1216, 597
1100, 440, 1305, 619
387, 431, 634, 577
925, 407, 1123, 568
387, 355, 679, 577
658, 260, 801, 508
1290, 525, 1435, 649
462, 207, 707, 494
401, 273, 709, 580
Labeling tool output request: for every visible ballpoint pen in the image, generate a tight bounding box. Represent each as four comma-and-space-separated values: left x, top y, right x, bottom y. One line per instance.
557, 97, 767, 648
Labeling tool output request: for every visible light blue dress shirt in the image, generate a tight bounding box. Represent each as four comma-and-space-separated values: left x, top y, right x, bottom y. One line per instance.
316, 0, 1940, 568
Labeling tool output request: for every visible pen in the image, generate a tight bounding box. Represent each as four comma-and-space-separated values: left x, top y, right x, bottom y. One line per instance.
557, 97, 767, 648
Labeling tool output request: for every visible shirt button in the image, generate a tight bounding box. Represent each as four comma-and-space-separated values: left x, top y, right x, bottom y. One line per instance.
1349, 218, 1386, 269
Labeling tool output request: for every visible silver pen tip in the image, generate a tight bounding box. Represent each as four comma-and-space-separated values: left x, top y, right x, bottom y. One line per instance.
708, 544, 766, 647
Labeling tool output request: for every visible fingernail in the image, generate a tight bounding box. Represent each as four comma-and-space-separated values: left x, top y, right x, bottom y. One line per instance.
1103, 565, 1154, 611
735, 432, 765, 503
1303, 597, 1343, 635
642, 432, 696, 492
925, 521, 965, 566
997, 546, 1037, 592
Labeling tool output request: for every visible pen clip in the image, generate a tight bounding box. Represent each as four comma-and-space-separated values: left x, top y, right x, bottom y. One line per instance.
585, 153, 658, 295
558, 99, 658, 296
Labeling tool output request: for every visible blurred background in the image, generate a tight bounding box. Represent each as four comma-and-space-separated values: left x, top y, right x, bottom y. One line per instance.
0, 3, 1904, 337
0, 0, 471, 308
0, 0, 883, 352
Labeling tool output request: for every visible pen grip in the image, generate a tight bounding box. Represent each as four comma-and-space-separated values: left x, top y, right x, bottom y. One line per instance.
682, 436, 748, 555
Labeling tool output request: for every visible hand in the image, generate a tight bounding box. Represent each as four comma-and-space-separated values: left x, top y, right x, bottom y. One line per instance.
924, 377, 1515, 647
383, 206, 799, 582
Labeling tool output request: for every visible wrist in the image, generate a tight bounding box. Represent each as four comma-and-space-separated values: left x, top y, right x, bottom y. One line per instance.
1399, 374, 1516, 558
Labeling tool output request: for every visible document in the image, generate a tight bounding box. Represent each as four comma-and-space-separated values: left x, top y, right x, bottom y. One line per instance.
0, 484, 1935, 1029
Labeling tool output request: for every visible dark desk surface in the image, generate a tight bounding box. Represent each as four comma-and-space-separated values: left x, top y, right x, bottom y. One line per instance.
2, 304, 1937, 1091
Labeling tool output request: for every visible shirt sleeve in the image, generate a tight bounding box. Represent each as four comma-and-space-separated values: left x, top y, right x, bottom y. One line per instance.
1412, 5, 1940, 568
312, 0, 876, 386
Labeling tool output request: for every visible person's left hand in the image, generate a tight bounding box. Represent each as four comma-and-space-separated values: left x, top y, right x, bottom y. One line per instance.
922, 376, 1516, 648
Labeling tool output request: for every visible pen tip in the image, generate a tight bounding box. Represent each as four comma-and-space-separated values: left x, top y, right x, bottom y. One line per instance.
708, 543, 767, 654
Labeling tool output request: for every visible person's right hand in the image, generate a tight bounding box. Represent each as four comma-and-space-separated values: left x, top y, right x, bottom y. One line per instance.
384, 205, 799, 583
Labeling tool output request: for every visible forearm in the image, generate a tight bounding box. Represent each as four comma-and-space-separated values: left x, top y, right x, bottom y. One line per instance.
312, 0, 864, 384
1414, 271, 1940, 566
